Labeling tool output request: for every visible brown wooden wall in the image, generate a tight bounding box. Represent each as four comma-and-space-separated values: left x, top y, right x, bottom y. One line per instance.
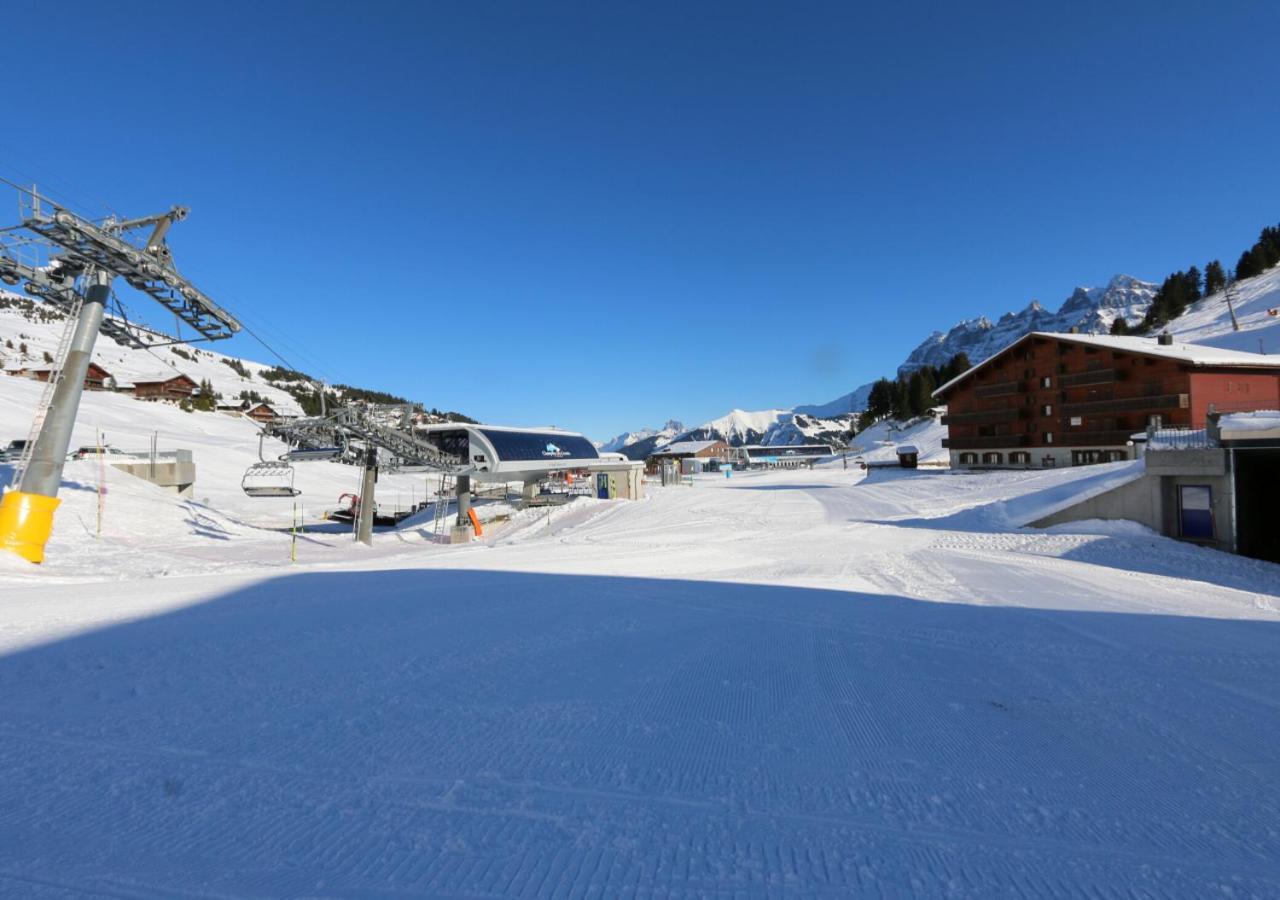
941, 337, 1196, 451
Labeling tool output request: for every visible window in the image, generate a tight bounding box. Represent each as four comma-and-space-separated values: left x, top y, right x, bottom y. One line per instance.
982, 452, 1003, 465
1010, 451, 1031, 465
1042, 404, 1052, 416
1070, 416, 1082, 427
1041, 376, 1052, 388
1148, 414, 1163, 429
1042, 455, 1056, 467
1045, 432, 1054, 444
958, 453, 978, 465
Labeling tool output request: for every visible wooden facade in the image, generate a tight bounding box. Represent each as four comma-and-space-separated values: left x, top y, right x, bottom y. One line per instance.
935, 333, 1280, 468
245, 403, 279, 424
132, 374, 198, 402
7, 363, 113, 390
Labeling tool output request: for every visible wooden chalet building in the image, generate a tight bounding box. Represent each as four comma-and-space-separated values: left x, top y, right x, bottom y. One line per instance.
645, 439, 729, 473
6, 362, 113, 390
245, 402, 280, 424
933, 332, 1280, 469
130, 373, 199, 402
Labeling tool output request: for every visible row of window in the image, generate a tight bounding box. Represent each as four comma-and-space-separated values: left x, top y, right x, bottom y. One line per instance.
957, 449, 1127, 467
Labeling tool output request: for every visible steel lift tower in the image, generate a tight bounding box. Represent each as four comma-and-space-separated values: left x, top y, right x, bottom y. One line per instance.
0, 189, 240, 562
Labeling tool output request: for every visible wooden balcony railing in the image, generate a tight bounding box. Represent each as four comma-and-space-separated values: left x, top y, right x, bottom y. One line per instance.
972, 380, 1020, 399
1059, 368, 1117, 388
942, 434, 1030, 449
1061, 394, 1186, 416
941, 408, 1021, 425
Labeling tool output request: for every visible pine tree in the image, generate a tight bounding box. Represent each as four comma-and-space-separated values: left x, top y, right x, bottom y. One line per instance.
1204, 260, 1226, 295
1110, 317, 1130, 335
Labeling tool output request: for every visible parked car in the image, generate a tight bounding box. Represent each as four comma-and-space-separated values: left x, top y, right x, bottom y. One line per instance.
1, 439, 28, 463
67, 445, 125, 460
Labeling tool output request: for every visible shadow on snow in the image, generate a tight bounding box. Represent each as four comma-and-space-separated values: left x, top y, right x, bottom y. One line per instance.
1, 570, 1278, 896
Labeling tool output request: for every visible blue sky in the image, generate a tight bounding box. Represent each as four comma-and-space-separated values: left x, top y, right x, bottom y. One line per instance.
1, 1, 1277, 439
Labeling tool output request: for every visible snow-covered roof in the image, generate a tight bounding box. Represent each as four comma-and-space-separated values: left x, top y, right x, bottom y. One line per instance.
1220, 409, 1280, 440
933, 331, 1280, 398
130, 370, 197, 385
652, 440, 723, 456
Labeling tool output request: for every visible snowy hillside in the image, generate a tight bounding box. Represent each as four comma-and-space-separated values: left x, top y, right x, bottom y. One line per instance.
897, 274, 1156, 376
846, 410, 948, 464
0, 376, 443, 525
0, 290, 473, 422
0, 291, 315, 415
1165, 264, 1280, 353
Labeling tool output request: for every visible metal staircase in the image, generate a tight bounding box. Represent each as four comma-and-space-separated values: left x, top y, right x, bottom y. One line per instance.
9, 282, 84, 487
432, 474, 454, 540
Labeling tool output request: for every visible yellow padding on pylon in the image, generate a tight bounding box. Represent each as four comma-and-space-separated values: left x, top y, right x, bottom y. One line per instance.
0, 491, 60, 564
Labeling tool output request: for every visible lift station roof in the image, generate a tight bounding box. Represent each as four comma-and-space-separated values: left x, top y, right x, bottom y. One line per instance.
416, 423, 600, 479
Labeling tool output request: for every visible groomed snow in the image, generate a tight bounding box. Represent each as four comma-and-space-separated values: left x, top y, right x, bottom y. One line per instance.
1, 432, 1278, 894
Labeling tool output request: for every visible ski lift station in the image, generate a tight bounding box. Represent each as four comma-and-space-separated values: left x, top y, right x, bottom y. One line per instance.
729, 444, 836, 468
242, 415, 645, 544
417, 422, 645, 498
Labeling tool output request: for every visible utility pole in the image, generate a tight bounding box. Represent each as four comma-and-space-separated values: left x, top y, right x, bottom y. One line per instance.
1225, 278, 1241, 332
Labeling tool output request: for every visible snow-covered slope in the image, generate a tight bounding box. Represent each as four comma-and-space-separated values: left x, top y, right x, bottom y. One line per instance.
0, 292, 314, 415
2, 454, 1278, 896
1165, 264, 1280, 354
846, 410, 948, 464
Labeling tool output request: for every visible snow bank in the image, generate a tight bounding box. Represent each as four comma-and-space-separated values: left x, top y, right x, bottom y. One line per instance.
1220, 408, 1280, 432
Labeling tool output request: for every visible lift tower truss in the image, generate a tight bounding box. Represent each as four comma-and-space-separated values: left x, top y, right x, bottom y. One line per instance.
0, 187, 241, 563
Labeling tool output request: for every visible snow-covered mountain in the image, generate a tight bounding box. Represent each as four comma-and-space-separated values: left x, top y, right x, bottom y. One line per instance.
896, 274, 1156, 377
612, 408, 854, 459
596, 420, 684, 453
793, 383, 874, 419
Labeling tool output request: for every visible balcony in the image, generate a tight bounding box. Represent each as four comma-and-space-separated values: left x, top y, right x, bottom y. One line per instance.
1058, 430, 1137, 447
973, 380, 1020, 399
1061, 394, 1187, 416
942, 434, 1030, 450
941, 408, 1021, 425
1059, 368, 1117, 388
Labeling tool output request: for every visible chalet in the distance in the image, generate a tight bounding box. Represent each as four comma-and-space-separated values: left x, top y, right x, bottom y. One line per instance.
128, 373, 199, 402
932, 331, 1280, 469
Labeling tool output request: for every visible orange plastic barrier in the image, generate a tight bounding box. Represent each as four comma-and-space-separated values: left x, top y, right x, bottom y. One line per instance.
467, 507, 483, 536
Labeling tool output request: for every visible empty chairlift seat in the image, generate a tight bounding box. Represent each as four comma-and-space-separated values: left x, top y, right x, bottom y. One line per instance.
241, 461, 301, 497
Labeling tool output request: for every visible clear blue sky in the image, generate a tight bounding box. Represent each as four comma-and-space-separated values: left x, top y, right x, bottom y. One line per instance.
2, 1, 1277, 439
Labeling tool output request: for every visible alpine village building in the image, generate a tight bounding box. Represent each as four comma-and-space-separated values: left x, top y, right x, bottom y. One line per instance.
933, 331, 1280, 469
